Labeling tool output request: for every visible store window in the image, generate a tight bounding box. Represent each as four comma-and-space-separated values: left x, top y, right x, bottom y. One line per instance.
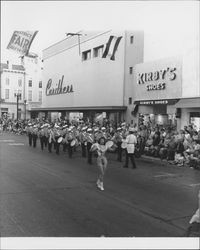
39, 81, 42, 88
129, 97, 132, 105
130, 36, 134, 44
18, 78, 22, 87
28, 90, 32, 101
129, 67, 133, 74
39, 91, 42, 102
5, 89, 9, 99
28, 80, 32, 87
5, 78, 10, 86
82, 50, 91, 61
93, 45, 104, 58
190, 112, 200, 130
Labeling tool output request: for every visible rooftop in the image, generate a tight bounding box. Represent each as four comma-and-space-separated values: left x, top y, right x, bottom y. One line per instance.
0, 63, 25, 72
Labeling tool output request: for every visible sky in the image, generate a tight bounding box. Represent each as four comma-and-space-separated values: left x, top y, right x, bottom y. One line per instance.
1, 1, 199, 63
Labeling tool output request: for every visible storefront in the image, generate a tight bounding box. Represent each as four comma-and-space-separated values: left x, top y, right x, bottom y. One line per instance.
31, 30, 144, 124
175, 97, 200, 130
133, 57, 182, 128
134, 99, 180, 128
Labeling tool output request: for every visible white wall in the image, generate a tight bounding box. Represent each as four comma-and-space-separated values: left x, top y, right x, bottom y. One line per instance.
42, 31, 126, 108
143, 31, 200, 99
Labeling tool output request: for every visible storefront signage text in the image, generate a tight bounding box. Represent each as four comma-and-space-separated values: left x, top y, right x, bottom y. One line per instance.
137, 67, 176, 91
134, 99, 179, 105
139, 100, 169, 105
46, 75, 74, 96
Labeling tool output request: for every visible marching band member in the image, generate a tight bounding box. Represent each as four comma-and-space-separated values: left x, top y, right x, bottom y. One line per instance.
94, 127, 100, 143
112, 127, 123, 162
86, 128, 94, 164
56, 125, 63, 155
123, 127, 137, 169
62, 124, 68, 152
48, 125, 54, 153
32, 124, 38, 148
43, 123, 49, 148
26, 123, 33, 146
101, 127, 107, 140
66, 127, 74, 158
79, 127, 87, 157
38, 124, 45, 150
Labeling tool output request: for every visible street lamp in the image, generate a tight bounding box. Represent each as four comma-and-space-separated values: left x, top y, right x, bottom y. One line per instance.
66, 32, 87, 55
14, 92, 21, 120
24, 99, 27, 120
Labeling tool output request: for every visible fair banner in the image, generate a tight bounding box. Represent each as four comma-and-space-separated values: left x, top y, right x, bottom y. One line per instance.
7, 31, 38, 56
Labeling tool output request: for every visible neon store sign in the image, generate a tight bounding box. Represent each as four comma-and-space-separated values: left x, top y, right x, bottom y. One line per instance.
137, 67, 177, 91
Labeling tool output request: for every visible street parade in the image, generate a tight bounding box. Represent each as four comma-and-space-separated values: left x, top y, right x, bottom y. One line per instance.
1, 1, 200, 248
1, 117, 200, 174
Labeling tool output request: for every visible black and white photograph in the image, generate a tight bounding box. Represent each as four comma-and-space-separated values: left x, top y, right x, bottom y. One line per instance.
0, 1, 200, 249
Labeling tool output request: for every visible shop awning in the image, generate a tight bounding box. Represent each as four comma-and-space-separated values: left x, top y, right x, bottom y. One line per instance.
30, 106, 127, 112
175, 98, 200, 108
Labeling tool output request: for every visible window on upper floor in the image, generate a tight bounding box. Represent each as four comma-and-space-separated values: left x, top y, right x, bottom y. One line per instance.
130, 35, 134, 44
129, 67, 133, 74
93, 45, 104, 58
39, 91, 42, 102
129, 97, 132, 105
5, 78, 10, 86
82, 50, 91, 61
39, 81, 42, 88
28, 80, 32, 87
28, 90, 32, 101
18, 78, 22, 87
5, 89, 9, 99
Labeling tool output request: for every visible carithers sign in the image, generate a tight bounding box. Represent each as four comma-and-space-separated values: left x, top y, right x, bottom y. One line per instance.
46, 75, 74, 96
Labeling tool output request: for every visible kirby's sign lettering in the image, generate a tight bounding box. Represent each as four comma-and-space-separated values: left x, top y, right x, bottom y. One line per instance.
46, 75, 74, 96
137, 67, 177, 91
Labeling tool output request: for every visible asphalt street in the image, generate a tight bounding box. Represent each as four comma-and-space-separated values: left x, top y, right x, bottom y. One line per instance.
0, 133, 200, 237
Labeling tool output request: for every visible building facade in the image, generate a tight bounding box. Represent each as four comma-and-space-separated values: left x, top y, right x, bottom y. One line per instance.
31, 30, 144, 123
0, 55, 43, 120
30, 29, 199, 129
133, 55, 200, 130
0, 62, 25, 119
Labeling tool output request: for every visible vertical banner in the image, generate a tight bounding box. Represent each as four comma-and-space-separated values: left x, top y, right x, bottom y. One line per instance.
7, 31, 38, 56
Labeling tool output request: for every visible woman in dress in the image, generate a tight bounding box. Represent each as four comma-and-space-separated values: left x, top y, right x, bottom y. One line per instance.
91, 137, 114, 191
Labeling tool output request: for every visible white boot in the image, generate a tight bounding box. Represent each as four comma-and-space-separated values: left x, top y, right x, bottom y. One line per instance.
96, 179, 101, 188
100, 182, 104, 191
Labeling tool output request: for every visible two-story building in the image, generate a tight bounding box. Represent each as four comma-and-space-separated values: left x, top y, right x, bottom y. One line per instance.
31, 30, 144, 123
0, 54, 43, 119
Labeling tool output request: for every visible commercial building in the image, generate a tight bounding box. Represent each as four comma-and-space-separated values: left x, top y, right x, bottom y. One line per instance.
0, 55, 43, 119
133, 47, 200, 130
30, 29, 199, 129
31, 30, 144, 123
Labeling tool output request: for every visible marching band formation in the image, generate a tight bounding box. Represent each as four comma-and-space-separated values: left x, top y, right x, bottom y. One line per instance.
25, 121, 138, 191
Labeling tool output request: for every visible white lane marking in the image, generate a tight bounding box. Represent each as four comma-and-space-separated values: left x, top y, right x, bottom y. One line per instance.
154, 173, 176, 178
0, 139, 15, 142
189, 183, 200, 187
8, 143, 24, 146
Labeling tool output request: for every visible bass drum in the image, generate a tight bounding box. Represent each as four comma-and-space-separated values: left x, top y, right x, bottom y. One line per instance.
121, 142, 127, 149
70, 139, 76, 147
57, 137, 63, 143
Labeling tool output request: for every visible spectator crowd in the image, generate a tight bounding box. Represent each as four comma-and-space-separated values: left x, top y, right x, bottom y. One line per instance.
1, 117, 200, 170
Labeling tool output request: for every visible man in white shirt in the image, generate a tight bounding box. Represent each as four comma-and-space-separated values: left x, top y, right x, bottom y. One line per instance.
123, 127, 137, 169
